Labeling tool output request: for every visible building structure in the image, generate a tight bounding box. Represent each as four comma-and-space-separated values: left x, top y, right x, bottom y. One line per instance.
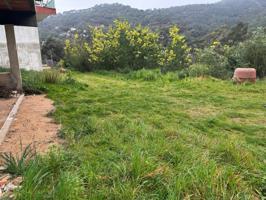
0, 0, 56, 91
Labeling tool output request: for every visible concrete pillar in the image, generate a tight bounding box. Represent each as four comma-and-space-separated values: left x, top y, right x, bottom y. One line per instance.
4, 24, 22, 92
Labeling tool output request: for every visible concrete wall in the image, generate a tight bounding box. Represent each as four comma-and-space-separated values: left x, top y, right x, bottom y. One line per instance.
0, 26, 42, 71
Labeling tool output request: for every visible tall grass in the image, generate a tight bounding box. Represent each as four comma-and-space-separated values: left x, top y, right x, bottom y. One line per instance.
126, 69, 185, 82
16, 71, 266, 199
22, 69, 65, 94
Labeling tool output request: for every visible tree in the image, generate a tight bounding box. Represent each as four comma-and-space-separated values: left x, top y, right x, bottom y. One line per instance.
41, 37, 64, 64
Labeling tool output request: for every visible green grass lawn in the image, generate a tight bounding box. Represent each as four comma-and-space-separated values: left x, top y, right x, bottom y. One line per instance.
17, 72, 266, 199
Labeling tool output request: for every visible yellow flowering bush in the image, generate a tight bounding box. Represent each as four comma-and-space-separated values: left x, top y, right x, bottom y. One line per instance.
64, 20, 190, 72
64, 34, 93, 71
160, 26, 191, 72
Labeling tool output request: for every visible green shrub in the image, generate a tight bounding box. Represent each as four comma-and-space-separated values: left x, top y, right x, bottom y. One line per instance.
62, 71, 78, 85
177, 68, 189, 79
230, 28, 266, 78
196, 47, 232, 79
189, 64, 210, 77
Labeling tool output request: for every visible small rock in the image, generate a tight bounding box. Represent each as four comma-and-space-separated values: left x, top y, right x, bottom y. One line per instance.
0, 166, 6, 171
3, 183, 17, 192
0, 175, 11, 187
12, 177, 22, 186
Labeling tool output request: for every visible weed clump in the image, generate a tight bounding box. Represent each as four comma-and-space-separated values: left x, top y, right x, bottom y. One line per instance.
1, 145, 35, 176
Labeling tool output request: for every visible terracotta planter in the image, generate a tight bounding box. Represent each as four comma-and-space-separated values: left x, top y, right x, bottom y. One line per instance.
233, 68, 256, 83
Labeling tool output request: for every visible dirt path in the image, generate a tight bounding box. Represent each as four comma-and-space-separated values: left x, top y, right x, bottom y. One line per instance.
0, 98, 17, 128
0, 95, 61, 157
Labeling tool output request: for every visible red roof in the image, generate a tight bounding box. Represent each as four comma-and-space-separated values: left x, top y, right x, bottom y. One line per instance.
35, 5, 56, 21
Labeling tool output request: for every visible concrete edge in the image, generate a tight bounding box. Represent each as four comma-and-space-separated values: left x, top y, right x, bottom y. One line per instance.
0, 94, 25, 144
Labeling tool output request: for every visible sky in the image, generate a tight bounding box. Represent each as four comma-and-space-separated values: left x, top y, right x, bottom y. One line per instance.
55, 0, 221, 13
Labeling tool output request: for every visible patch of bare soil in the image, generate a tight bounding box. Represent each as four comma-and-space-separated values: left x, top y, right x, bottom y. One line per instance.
0, 95, 61, 157
0, 98, 17, 128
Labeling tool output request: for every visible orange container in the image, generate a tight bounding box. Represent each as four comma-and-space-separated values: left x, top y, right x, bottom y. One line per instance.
233, 68, 256, 83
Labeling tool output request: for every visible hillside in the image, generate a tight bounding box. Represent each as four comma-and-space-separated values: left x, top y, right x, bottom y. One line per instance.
38, 0, 266, 43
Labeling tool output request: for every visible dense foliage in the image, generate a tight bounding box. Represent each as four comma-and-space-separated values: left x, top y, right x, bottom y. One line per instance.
194, 22, 249, 48
41, 37, 64, 64
160, 26, 191, 72
64, 20, 191, 72
63, 21, 266, 79
191, 28, 266, 79
38, 0, 266, 78
229, 28, 266, 77
194, 42, 232, 79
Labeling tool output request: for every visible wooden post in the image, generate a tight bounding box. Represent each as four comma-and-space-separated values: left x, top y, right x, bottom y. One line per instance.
5, 24, 22, 92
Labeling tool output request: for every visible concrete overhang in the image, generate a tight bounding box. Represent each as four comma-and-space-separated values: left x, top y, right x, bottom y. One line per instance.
0, 0, 37, 26
0, 0, 56, 27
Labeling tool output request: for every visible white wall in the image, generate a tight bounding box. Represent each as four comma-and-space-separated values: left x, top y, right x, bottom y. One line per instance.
0, 26, 42, 71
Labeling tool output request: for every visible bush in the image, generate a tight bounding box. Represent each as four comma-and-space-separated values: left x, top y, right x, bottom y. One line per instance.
64, 20, 190, 73
230, 28, 266, 78
64, 21, 162, 72
160, 26, 191, 72
189, 64, 210, 77
177, 69, 189, 79
64, 34, 93, 71
195, 45, 232, 79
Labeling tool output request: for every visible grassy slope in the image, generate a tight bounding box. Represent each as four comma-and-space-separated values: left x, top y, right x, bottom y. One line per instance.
18, 72, 266, 199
